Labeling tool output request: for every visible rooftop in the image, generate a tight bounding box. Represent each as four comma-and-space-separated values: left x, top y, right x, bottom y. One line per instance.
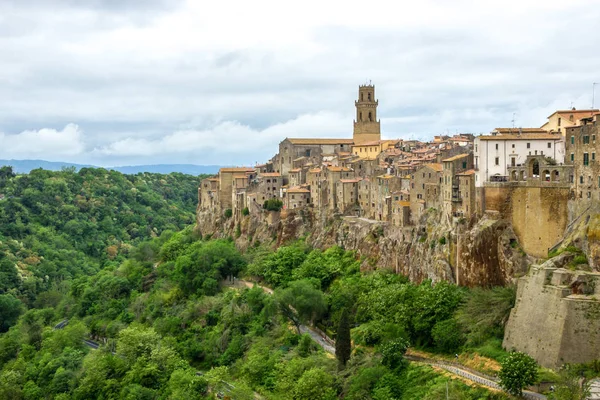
287, 138, 354, 145
546, 109, 599, 119
456, 169, 476, 176
442, 153, 470, 162
340, 178, 362, 183
479, 133, 562, 140
261, 172, 281, 177
220, 167, 255, 173
327, 166, 352, 172
493, 128, 548, 134
287, 186, 310, 193
422, 163, 443, 172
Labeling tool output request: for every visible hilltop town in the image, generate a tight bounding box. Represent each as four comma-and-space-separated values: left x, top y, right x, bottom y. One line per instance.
199, 84, 598, 259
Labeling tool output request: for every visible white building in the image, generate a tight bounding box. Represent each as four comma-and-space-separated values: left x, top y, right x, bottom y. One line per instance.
474, 128, 565, 187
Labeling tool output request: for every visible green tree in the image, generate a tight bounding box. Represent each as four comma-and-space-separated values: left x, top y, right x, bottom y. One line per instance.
275, 280, 326, 334
380, 338, 410, 372
0, 293, 24, 332
498, 351, 538, 397
431, 318, 464, 353
335, 307, 352, 368
455, 285, 516, 346
293, 367, 337, 400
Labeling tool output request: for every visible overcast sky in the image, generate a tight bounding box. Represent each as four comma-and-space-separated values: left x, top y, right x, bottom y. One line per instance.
1, 0, 599, 167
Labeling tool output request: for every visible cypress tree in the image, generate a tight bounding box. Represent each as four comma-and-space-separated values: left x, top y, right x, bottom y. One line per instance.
335, 307, 352, 369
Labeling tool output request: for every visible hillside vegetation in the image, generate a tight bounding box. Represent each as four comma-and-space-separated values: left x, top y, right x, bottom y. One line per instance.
0, 166, 202, 331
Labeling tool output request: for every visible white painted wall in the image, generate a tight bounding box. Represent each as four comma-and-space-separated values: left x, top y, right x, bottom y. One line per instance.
474, 136, 565, 187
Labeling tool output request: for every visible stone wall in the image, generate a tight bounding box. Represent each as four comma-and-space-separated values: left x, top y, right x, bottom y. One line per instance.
484, 184, 569, 258
504, 256, 600, 368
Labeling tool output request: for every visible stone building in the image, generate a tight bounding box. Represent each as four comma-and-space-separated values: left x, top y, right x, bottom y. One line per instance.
324, 166, 353, 211
277, 138, 353, 178
410, 163, 442, 223
336, 178, 361, 214
541, 108, 599, 135
358, 178, 374, 218
441, 153, 473, 217
285, 187, 311, 210
455, 170, 476, 217
391, 200, 411, 227
199, 177, 219, 211
218, 167, 256, 211
565, 114, 600, 200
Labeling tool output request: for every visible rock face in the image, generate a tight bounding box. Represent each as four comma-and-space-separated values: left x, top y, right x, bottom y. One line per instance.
503, 254, 600, 368
196, 207, 530, 287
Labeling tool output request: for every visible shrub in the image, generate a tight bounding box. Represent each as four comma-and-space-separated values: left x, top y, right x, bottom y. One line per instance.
432, 318, 464, 353
438, 237, 446, 245
263, 199, 283, 212
224, 209, 233, 218
242, 207, 250, 216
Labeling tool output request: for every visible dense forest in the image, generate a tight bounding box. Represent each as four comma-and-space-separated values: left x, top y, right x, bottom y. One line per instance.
0, 168, 591, 399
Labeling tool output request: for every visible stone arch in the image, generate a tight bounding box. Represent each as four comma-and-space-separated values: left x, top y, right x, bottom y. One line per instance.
519, 170, 525, 181
511, 170, 518, 181
543, 169, 551, 181
359, 112, 362, 121
530, 158, 540, 177
552, 170, 560, 182
368, 111, 373, 121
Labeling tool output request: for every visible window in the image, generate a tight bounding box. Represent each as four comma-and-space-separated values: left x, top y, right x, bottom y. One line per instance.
558, 117, 562, 127
571, 136, 575, 144
292, 195, 295, 199
495, 157, 499, 166
273, 179, 277, 183
571, 153, 575, 162
548, 142, 551, 148
584, 136, 590, 144
580, 176, 584, 184
527, 143, 531, 149
475, 145, 478, 152
267, 179, 271, 183
584, 153, 589, 166
570, 175, 574, 183
462, 161, 467, 169
428, 173, 431, 178
512, 144, 515, 149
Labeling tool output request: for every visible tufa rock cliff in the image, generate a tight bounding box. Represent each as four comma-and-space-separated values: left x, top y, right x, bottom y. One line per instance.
196, 207, 531, 287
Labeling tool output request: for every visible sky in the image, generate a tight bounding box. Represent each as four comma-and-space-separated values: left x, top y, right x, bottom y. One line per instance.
0, 0, 599, 167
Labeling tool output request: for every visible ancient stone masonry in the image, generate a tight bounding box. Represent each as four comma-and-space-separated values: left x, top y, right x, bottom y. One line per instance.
504, 253, 600, 368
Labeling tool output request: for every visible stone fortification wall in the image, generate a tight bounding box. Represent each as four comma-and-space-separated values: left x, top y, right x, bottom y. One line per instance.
504, 255, 600, 368
484, 184, 569, 258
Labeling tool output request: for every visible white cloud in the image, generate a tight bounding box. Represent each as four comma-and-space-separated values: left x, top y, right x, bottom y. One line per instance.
0, 124, 85, 161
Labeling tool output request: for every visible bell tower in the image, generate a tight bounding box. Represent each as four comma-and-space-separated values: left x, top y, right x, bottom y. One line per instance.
353, 83, 381, 144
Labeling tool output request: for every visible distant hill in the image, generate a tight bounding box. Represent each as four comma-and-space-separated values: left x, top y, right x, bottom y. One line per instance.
0, 159, 223, 175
